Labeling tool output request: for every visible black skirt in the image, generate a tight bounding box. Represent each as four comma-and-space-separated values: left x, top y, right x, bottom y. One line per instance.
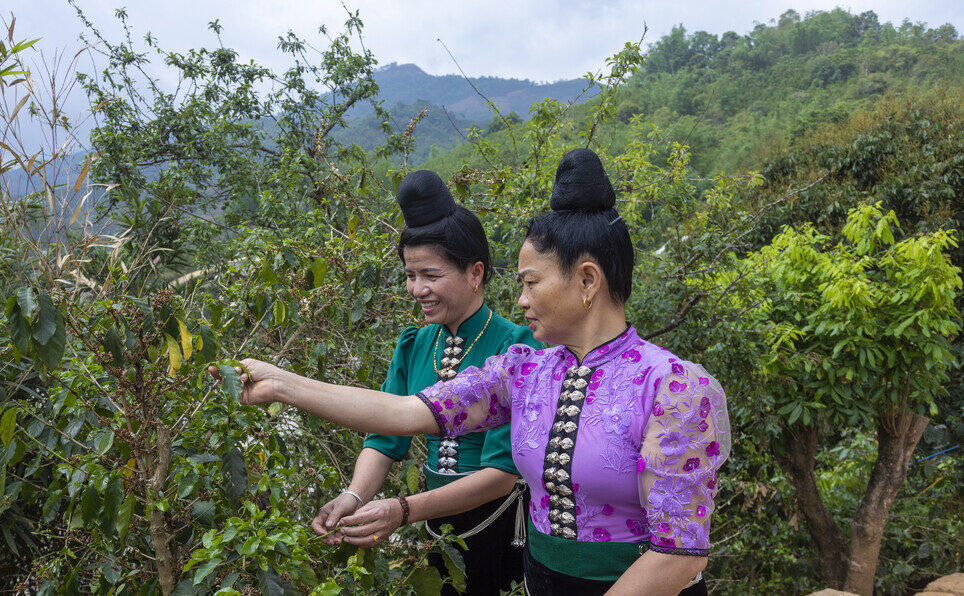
426, 492, 524, 596
522, 545, 709, 596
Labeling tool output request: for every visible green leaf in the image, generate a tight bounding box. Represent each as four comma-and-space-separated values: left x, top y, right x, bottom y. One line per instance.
198, 325, 218, 363
221, 445, 247, 505
105, 326, 124, 367
33, 291, 59, 345
193, 556, 223, 586
408, 565, 443, 596
239, 535, 260, 556
310, 258, 327, 289
0, 407, 17, 449
80, 484, 100, 524
406, 461, 420, 494
440, 543, 467, 593
312, 581, 343, 596
16, 286, 37, 319
192, 500, 215, 527
116, 493, 135, 544
256, 567, 299, 596
101, 479, 123, 536
7, 305, 30, 353
218, 365, 242, 402
36, 315, 66, 371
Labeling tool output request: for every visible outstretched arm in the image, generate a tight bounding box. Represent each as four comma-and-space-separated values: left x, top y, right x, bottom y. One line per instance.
223, 359, 440, 436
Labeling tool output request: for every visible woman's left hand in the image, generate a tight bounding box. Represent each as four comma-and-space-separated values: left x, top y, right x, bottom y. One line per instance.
337, 498, 405, 547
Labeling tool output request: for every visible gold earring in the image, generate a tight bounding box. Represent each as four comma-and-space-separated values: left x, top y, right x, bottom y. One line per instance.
583, 296, 592, 311
474, 284, 479, 293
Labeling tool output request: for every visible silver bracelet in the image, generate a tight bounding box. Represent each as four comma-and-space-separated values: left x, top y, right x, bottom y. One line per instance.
341, 490, 364, 506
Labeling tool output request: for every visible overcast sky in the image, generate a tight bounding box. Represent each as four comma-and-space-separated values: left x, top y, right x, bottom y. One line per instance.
7, 0, 963, 83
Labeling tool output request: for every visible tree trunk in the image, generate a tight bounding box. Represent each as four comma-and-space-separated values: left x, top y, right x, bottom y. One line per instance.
149, 425, 175, 596
777, 423, 849, 589
842, 411, 929, 595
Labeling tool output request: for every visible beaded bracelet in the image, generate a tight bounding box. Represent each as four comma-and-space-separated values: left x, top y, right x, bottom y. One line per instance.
396, 494, 410, 526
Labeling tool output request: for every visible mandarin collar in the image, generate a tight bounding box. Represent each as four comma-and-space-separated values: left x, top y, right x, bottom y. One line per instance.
440, 302, 491, 340
562, 325, 638, 367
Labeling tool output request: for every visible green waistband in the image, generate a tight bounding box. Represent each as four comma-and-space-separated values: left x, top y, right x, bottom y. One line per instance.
423, 465, 475, 490
526, 517, 647, 581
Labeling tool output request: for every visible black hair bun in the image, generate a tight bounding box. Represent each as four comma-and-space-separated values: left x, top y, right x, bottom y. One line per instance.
549, 148, 617, 212
396, 170, 457, 228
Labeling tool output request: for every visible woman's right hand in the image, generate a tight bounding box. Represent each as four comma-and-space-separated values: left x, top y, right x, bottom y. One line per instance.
209, 358, 286, 406
311, 493, 362, 545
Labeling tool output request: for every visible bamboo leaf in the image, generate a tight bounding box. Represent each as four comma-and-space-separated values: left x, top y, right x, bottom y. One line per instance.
73, 154, 93, 192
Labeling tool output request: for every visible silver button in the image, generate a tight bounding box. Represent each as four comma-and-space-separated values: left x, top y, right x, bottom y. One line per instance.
558, 453, 571, 465
451, 347, 462, 355
553, 421, 564, 432
567, 365, 578, 376
563, 378, 573, 388
573, 378, 588, 389
555, 469, 569, 482
551, 523, 561, 533
560, 438, 574, 450
562, 528, 576, 539
550, 495, 560, 505
560, 498, 574, 509
549, 437, 561, 448
544, 467, 556, 480
557, 485, 572, 496
559, 512, 575, 524
454, 337, 465, 345
577, 366, 591, 377
546, 452, 559, 464
565, 405, 581, 417
563, 422, 577, 433
545, 481, 556, 493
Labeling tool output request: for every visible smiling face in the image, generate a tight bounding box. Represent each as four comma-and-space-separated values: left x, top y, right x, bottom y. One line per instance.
403, 244, 483, 331
516, 240, 587, 344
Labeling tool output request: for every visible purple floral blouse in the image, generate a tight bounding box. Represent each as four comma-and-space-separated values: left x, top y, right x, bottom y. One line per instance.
416, 326, 730, 556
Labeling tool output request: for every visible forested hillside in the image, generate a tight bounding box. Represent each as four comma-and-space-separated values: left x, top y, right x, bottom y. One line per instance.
0, 6, 960, 596
423, 8, 962, 176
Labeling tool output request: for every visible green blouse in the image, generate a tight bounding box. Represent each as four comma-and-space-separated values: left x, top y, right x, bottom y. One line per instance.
364, 303, 540, 489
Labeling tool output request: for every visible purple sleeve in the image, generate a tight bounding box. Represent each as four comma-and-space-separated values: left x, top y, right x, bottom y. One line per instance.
416, 351, 516, 437
637, 361, 730, 556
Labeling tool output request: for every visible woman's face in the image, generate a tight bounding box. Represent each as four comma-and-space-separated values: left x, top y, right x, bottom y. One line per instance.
403, 244, 481, 328
516, 240, 586, 344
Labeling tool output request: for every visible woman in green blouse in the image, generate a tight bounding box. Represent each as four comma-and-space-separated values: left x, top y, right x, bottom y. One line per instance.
311, 170, 540, 595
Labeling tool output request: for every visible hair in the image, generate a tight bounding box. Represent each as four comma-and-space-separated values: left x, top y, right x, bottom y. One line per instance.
397, 205, 492, 283
525, 208, 634, 304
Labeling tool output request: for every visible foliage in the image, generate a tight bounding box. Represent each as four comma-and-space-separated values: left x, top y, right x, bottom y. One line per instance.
422, 8, 962, 177
0, 5, 961, 595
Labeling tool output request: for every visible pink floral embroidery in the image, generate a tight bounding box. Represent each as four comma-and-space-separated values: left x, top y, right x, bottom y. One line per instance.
540, 495, 550, 509
637, 456, 647, 472
683, 457, 701, 471
668, 380, 687, 393
622, 348, 641, 363
696, 505, 707, 518
521, 363, 537, 375
593, 527, 611, 541
658, 537, 676, 547
698, 420, 709, 432
698, 376, 709, 386
602, 504, 614, 516
626, 519, 646, 536
671, 362, 684, 375
706, 441, 720, 457
652, 402, 664, 416
699, 396, 711, 418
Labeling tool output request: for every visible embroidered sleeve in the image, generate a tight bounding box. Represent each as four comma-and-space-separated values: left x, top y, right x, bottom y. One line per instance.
416, 348, 521, 437
637, 360, 730, 556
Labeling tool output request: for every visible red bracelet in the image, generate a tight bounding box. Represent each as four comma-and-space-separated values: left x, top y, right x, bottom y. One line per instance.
396, 494, 410, 526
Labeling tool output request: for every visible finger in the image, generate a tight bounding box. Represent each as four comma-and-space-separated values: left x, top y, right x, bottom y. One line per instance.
343, 532, 381, 546
311, 512, 328, 535
321, 532, 343, 546
339, 508, 377, 527
339, 522, 379, 538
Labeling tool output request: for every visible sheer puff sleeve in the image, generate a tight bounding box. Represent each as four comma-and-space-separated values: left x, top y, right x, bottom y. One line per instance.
415, 348, 521, 437
637, 360, 730, 556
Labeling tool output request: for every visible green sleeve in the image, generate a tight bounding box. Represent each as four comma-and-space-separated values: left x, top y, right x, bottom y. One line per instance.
363, 328, 417, 461
479, 330, 537, 475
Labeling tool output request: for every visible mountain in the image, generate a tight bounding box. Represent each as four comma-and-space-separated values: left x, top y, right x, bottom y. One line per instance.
422, 8, 962, 176
332, 63, 600, 163
368, 62, 596, 120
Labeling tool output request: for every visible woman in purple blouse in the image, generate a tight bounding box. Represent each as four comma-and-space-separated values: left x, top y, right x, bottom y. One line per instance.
225, 149, 730, 595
